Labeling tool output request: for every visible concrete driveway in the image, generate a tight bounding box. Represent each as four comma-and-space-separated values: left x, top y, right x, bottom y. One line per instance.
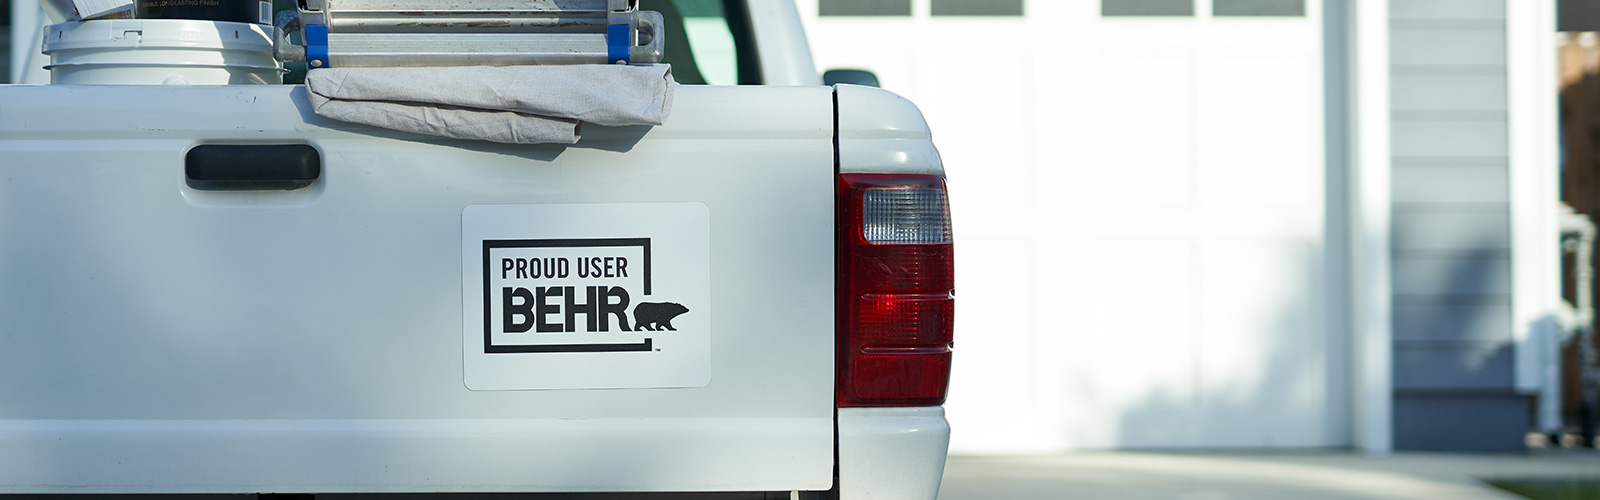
937, 451, 1600, 500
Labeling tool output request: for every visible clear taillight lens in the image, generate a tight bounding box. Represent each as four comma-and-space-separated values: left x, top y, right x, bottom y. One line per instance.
862, 187, 952, 244
837, 174, 955, 407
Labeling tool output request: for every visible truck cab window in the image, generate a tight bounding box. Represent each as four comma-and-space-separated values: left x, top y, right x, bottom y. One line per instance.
646, 0, 756, 85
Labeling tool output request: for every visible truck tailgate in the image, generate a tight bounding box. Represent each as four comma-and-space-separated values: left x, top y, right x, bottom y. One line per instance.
0, 84, 836, 493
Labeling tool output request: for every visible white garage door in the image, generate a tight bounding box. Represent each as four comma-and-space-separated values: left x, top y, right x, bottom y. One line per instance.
801, 0, 1347, 450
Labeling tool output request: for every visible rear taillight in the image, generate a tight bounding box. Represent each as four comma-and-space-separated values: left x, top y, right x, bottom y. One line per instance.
837, 173, 954, 407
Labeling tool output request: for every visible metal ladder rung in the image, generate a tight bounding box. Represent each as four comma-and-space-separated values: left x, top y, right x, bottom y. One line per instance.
326, 12, 613, 33
329, 32, 612, 66
304, 0, 628, 15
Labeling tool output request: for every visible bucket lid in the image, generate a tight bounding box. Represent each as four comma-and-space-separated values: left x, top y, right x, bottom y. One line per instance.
42, 19, 274, 53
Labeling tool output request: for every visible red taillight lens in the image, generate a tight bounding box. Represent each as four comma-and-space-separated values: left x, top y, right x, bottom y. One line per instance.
837, 173, 954, 407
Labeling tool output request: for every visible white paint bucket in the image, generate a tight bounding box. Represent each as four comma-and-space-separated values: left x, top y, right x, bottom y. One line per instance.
43, 19, 284, 85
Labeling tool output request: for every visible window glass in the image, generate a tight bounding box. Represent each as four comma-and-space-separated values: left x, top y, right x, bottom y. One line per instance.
1213, 0, 1305, 16
820, 0, 912, 17
647, 0, 754, 85
1102, 0, 1194, 16
932, 0, 1023, 16
671, 0, 737, 84
1, 0, 10, 83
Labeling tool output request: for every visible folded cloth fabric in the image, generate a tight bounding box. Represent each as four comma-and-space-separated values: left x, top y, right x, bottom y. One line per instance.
305, 64, 676, 144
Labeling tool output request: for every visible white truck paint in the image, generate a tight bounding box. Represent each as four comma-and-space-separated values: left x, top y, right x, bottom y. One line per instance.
0, 1, 949, 498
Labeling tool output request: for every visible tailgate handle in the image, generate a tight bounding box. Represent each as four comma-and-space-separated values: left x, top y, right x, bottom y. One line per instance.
185, 144, 321, 191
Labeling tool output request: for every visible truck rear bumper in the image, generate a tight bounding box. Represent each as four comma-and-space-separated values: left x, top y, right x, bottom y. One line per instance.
837, 406, 950, 500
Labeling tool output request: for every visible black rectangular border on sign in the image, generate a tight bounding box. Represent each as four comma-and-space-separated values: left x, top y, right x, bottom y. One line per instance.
485, 338, 653, 354
482, 238, 652, 354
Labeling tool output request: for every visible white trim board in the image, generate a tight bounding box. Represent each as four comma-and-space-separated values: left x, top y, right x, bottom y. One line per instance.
1349, 0, 1393, 453
1506, 0, 1562, 396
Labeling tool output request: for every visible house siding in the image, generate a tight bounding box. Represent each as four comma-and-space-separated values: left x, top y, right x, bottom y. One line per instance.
1388, 0, 1529, 451
1394, 395, 1529, 451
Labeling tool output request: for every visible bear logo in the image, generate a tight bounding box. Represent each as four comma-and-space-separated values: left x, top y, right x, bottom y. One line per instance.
632, 302, 689, 331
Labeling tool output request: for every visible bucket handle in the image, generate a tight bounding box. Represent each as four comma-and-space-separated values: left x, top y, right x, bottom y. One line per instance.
274, 10, 306, 63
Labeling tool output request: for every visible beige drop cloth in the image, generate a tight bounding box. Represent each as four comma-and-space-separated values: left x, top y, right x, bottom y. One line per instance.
305, 64, 676, 144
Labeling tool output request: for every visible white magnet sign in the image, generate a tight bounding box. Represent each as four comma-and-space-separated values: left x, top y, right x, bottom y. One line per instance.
462, 203, 711, 390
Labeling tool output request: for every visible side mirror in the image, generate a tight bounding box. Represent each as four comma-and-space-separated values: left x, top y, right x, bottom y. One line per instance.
823, 69, 881, 88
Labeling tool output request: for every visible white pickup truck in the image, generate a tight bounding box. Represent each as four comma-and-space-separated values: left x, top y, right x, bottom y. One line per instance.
0, 0, 952, 498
